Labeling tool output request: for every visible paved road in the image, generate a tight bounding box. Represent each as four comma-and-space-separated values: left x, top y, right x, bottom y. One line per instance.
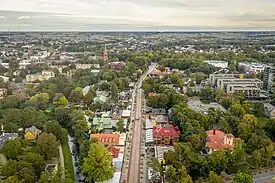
128, 88, 142, 183
126, 63, 157, 183
253, 172, 275, 183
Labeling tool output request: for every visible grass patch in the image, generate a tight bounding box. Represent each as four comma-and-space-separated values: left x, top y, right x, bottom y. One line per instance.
256, 115, 269, 128
62, 141, 75, 181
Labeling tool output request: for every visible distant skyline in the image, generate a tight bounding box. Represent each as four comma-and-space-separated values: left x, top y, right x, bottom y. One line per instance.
1, 0, 275, 31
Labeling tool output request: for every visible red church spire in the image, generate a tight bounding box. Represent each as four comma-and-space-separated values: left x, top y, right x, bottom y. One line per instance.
103, 44, 108, 62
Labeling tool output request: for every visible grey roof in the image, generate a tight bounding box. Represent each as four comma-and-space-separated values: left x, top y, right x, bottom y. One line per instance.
25, 126, 40, 133
0, 133, 18, 148
151, 108, 166, 115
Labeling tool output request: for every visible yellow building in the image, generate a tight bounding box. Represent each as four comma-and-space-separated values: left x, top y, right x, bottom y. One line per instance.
24, 126, 41, 140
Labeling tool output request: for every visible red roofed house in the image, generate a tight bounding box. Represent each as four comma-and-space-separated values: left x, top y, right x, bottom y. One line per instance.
154, 125, 180, 145
148, 92, 158, 97
206, 129, 235, 154
109, 62, 127, 70
90, 134, 120, 146
107, 146, 120, 158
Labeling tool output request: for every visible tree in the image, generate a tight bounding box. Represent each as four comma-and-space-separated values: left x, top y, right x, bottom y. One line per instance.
69, 87, 83, 103
82, 143, 115, 182
265, 119, 275, 141
9, 60, 19, 71
37, 133, 59, 159
20, 152, 46, 177
29, 93, 50, 110
43, 121, 67, 142
3, 95, 25, 109
84, 92, 94, 107
2, 176, 24, 183
207, 150, 229, 174
200, 86, 214, 101
237, 114, 257, 141
232, 172, 253, 183
110, 83, 119, 98
53, 93, 68, 106
229, 102, 246, 117
0, 160, 18, 178
207, 171, 224, 183
1, 138, 23, 159
116, 118, 124, 133
55, 106, 71, 128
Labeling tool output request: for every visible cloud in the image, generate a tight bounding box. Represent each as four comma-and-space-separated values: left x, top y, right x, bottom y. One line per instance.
0, 0, 275, 30
18, 16, 30, 20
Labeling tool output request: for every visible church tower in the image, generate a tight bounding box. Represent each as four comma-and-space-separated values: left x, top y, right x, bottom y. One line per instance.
103, 44, 108, 62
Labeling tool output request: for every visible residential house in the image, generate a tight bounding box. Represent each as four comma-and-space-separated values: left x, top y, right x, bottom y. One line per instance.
0, 88, 7, 99
148, 92, 158, 97
93, 95, 107, 104
90, 134, 120, 146
26, 70, 55, 82
82, 85, 91, 96
90, 69, 100, 75
264, 103, 275, 118
206, 129, 234, 154
154, 115, 169, 126
148, 108, 166, 116
0, 75, 9, 82
92, 117, 114, 131
109, 61, 127, 70
24, 126, 42, 140
154, 125, 180, 145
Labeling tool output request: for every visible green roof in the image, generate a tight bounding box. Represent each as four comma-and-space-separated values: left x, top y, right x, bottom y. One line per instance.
92, 117, 113, 129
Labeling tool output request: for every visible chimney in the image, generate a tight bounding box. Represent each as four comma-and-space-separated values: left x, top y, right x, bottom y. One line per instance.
213, 128, 216, 135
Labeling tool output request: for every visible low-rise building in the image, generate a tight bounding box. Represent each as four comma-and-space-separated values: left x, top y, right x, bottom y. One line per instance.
187, 98, 226, 114
206, 129, 234, 154
91, 133, 126, 146
92, 117, 114, 131
154, 125, 180, 145
109, 62, 127, 70
26, 70, 55, 82
238, 62, 266, 74
24, 126, 41, 140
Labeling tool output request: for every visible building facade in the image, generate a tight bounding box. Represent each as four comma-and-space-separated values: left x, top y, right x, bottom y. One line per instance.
263, 65, 275, 93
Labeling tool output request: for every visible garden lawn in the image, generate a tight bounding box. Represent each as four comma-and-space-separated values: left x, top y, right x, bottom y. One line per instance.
62, 141, 75, 181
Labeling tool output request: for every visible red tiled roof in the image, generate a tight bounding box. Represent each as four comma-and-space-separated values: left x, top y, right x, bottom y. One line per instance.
107, 146, 120, 158
153, 125, 180, 137
148, 92, 157, 97
90, 134, 120, 145
207, 129, 234, 149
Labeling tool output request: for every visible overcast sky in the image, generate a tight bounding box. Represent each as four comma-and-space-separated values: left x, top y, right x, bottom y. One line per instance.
0, 0, 275, 31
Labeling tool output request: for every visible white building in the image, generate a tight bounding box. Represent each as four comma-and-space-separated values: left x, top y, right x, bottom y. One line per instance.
203, 60, 228, 69
238, 62, 266, 74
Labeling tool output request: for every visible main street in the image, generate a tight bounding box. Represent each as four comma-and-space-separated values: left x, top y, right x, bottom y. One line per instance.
121, 63, 157, 183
